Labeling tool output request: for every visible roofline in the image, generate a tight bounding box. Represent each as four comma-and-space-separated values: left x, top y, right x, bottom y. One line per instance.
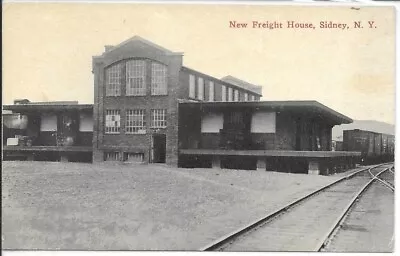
179, 100, 353, 124
181, 66, 263, 96
3, 104, 93, 112
103, 35, 183, 56
221, 75, 263, 94
343, 129, 395, 137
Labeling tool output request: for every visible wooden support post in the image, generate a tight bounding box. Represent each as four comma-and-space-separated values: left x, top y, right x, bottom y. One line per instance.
308, 160, 320, 175
212, 155, 221, 169
256, 157, 266, 171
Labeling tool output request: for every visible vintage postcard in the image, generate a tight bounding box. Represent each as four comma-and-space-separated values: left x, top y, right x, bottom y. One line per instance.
2, 1, 396, 252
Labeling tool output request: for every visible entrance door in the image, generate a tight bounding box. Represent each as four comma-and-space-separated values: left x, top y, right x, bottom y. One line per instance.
152, 134, 166, 163
58, 113, 77, 146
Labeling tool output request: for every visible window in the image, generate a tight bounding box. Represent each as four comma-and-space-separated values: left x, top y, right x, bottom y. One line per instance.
126, 109, 146, 134
244, 92, 248, 101
201, 113, 223, 133
124, 152, 144, 163
105, 152, 120, 161
151, 109, 167, 128
79, 113, 93, 132
105, 63, 122, 96
151, 62, 168, 95
228, 87, 233, 102
126, 60, 146, 96
221, 85, 226, 102
40, 114, 57, 132
250, 95, 255, 101
105, 110, 120, 134
234, 89, 239, 102
251, 112, 276, 133
197, 77, 204, 100
189, 74, 196, 98
208, 81, 214, 102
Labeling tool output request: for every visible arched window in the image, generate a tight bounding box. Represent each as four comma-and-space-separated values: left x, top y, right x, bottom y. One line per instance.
105, 63, 122, 96
151, 62, 167, 95
126, 60, 146, 96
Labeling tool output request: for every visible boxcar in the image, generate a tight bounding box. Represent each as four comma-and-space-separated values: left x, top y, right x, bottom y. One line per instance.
343, 129, 394, 164
385, 134, 395, 162
343, 130, 371, 163
373, 133, 382, 156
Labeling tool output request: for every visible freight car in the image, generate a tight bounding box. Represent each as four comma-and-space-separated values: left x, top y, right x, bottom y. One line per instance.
342, 129, 394, 165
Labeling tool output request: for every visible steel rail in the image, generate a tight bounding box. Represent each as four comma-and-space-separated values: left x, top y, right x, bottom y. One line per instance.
316, 165, 393, 251
367, 167, 394, 191
200, 163, 391, 251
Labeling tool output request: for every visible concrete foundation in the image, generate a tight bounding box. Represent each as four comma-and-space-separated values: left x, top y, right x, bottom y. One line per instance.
212, 156, 221, 169
93, 149, 104, 162
60, 155, 69, 162
308, 160, 320, 175
256, 157, 266, 171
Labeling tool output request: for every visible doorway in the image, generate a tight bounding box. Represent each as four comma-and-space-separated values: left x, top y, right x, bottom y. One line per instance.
152, 134, 166, 163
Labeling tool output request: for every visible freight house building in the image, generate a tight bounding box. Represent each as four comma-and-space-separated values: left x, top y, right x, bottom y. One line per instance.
3, 36, 360, 175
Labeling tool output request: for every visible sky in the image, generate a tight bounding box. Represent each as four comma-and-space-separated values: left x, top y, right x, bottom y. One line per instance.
3, 3, 395, 124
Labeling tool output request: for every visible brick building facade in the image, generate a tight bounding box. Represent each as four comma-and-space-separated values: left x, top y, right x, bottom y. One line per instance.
3, 36, 361, 175
92, 36, 262, 166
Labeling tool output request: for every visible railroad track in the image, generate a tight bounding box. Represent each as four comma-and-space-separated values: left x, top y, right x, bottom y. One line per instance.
200, 163, 394, 252
321, 165, 395, 252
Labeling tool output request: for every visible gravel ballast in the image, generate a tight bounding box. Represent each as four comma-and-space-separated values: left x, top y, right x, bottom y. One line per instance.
2, 161, 356, 250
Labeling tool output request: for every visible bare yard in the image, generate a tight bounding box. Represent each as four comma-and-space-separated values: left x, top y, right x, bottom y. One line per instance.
2, 161, 348, 250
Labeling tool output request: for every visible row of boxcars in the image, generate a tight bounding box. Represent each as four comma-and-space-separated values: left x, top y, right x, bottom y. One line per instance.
342, 129, 395, 165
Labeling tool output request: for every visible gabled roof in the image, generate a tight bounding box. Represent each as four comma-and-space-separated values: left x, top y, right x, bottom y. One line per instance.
221, 76, 263, 95
103, 35, 183, 56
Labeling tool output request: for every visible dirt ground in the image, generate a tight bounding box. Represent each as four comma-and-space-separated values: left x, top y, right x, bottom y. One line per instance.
2, 161, 354, 250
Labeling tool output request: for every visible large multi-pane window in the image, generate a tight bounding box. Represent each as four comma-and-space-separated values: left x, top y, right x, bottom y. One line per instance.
151, 109, 167, 128
244, 92, 248, 101
197, 77, 204, 100
126, 60, 146, 96
151, 62, 168, 95
105, 110, 121, 134
221, 85, 226, 102
208, 81, 214, 102
234, 89, 239, 102
189, 74, 196, 98
126, 109, 146, 134
250, 95, 255, 101
105, 64, 122, 96
228, 87, 233, 102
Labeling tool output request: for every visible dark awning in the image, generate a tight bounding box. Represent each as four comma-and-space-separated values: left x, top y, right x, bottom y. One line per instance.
179, 100, 353, 125
3, 104, 93, 113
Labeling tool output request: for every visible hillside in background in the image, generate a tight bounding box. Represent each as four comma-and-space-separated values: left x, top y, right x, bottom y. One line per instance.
332, 120, 395, 141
